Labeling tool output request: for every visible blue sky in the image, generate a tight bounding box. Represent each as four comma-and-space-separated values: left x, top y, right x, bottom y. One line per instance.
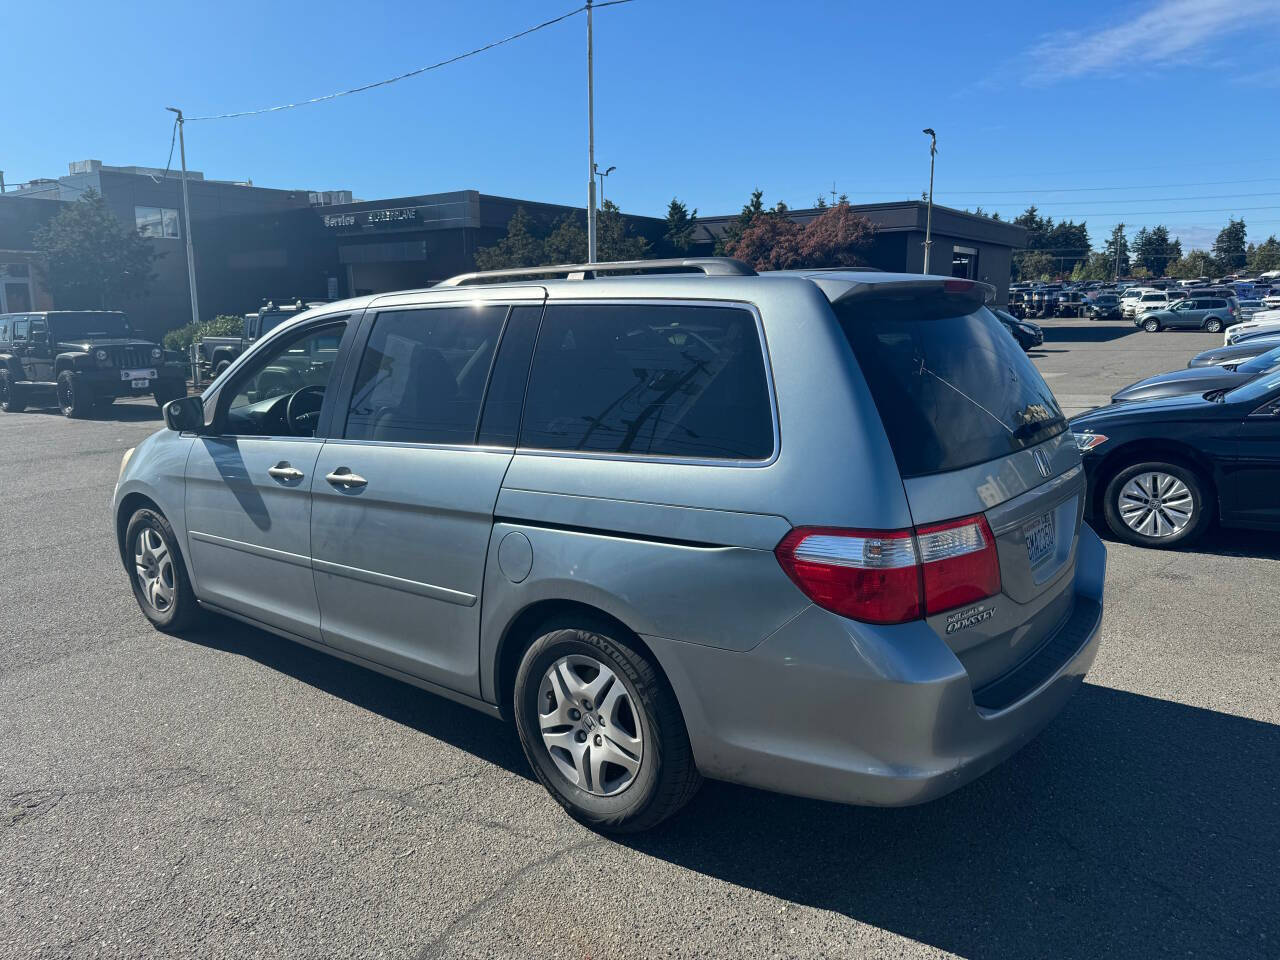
4, 0, 1280, 251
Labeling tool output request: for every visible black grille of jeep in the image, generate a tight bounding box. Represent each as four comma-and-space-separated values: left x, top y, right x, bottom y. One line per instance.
117, 347, 153, 369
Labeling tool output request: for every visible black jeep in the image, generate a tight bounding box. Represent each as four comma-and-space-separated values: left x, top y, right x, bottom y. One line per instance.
0, 311, 187, 417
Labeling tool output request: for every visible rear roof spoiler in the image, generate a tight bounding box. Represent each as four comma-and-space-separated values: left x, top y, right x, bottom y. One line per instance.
811, 275, 996, 307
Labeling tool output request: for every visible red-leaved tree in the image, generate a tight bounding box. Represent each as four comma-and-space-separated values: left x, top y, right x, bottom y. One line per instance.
725, 201, 876, 271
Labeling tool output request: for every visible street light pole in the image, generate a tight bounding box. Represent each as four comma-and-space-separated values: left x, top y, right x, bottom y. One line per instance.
594, 163, 615, 209
165, 107, 201, 328
586, 0, 597, 263
922, 128, 936, 274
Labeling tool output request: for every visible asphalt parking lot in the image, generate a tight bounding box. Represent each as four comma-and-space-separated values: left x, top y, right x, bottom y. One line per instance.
2, 321, 1278, 960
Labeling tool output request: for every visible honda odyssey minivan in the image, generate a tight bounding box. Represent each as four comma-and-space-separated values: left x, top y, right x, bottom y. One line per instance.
113, 258, 1106, 832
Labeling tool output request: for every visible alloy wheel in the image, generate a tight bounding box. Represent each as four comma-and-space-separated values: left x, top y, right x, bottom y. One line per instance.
1118, 472, 1193, 538
134, 527, 176, 613
537, 655, 643, 796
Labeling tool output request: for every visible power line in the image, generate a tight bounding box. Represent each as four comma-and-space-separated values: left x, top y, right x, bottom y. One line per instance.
187, 2, 633, 122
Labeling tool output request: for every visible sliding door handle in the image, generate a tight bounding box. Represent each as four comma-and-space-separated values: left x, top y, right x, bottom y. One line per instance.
267, 463, 304, 482
325, 468, 367, 489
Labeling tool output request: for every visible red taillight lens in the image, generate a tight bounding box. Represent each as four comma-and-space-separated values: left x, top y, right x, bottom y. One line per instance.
775, 514, 1001, 624
775, 527, 922, 625
915, 515, 1002, 615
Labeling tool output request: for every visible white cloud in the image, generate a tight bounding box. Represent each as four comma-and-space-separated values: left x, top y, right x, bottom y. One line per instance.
1167, 225, 1219, 251
1024, 0, 1280, 83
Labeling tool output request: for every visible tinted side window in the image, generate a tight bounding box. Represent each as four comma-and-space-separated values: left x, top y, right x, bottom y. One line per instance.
478, 305, 542, 446
345, 305, 507, 446
13, 320, 28, 340
520, 303, 774, 460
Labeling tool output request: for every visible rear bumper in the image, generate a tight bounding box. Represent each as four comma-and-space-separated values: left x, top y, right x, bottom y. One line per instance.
647, 524, 1106, 807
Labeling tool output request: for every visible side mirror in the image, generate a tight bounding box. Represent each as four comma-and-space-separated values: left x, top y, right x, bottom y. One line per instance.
164, 394, 205, 433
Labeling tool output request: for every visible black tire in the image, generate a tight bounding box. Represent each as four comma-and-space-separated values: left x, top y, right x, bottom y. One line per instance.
153, 380, 187, 409
1204, 317, 1223, 333
0, 370, 24, 413
1102, 460, 1212, 549
57, 370, 95, 418
1142, 317, 1160, 332
213, 359, 232, 378
123, 507, 202, 633
513, 619, 701, 833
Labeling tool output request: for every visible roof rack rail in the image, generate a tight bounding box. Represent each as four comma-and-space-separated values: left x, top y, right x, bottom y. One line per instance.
435, 257, 756, 287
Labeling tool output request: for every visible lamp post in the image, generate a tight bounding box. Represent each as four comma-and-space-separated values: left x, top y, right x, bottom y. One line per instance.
165, 107, 201, 328
586, 0, 597, 263
594, 163, 615, 209
922, 127, 936, 274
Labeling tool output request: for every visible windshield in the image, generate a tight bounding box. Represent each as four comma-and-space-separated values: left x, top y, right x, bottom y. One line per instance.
837, 296, 1067, 478
1237, 346, 1280, 374
1226, 371, 1280, 405
50, 313, 131, 339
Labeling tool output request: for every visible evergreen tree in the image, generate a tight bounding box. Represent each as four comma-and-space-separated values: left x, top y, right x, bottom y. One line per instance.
32, 188, 157, 309
473, 207, 544, 270
1212, 218, 1247, 272
662, 198, 698, 255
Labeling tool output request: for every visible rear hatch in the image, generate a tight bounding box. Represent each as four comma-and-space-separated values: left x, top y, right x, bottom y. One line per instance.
833, 284, 1085, 698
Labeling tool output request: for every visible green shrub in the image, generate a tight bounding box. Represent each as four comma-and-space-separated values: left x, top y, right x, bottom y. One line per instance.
163, 314, 244, 351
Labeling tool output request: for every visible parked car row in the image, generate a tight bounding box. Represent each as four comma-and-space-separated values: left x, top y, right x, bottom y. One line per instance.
1072, 327, 1280, 549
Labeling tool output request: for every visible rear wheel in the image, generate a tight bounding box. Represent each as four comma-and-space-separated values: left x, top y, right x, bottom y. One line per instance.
1204, 317, 1223, 333
1142, 317, 1160, 332
1102, 461, 1211, 548
57, 371, 94, 418
514, 619, 700, 833
0, 370, 24, 412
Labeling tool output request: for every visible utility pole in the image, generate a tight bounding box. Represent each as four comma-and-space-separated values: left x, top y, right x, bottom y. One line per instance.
922, 128, 937, 274
586, 0, 597, 263
0, 171, 6, 194
165, 108, 201, 328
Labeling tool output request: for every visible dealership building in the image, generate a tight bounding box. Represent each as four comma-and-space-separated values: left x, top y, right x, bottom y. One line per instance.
1, 160, 1024, 337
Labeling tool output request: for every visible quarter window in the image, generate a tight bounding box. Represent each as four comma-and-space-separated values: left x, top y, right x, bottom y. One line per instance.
520, 303, 774, 460
344, 305, 508, 445
135, 206, 181, 239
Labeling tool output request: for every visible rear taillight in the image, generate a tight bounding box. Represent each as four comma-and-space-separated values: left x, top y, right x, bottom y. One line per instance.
775, 514, 1001, 625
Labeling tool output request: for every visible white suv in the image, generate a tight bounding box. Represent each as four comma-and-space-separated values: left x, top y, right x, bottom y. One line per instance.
1125, 290, 1178, 318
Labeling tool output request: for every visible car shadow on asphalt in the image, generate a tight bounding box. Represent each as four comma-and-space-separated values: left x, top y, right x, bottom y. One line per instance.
19, 403, 163, 422
622, 683, 1279, 958
1043, 324, 1135, 344
184, 619, 534, 781
1097, 524, 1280, 562
185, 620, 1278, 956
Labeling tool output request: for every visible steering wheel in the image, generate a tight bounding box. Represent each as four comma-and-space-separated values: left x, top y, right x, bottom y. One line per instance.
286, 384, 326, 435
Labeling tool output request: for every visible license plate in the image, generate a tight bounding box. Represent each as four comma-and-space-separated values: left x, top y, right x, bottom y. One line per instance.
1024, 512, 1056, 566
121, 368, 157, 382
131, 378, 150, 389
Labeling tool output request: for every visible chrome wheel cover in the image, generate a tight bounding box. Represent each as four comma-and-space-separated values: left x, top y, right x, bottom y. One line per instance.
58, 379, 74, 411
537, 655, 643, 796
1118, 472, 1193, 538
134, 527, 176, 613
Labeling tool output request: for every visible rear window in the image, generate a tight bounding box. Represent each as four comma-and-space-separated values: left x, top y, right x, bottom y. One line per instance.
836, 295, 1067, 478
520, 303, 774, 460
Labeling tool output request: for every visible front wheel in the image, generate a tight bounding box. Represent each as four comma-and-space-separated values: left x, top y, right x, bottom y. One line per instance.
514, 621, 700, 833
0, 370, 24, 413
124, 508, 201, 633
1102, 461, 1211, 548
1204, 318, 1224, 334
57, 371, 94, 418
1142, 318, 1160, 332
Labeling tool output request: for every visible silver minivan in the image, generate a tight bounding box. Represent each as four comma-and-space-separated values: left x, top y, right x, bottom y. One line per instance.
113, 259, 1106, 832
